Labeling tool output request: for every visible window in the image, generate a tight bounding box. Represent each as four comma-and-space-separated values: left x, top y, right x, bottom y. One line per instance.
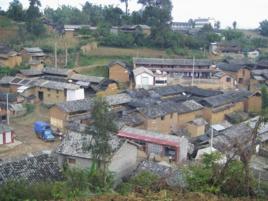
56, 90, 59, 94
226, 77, 231, 82
47, 88, 50, 92
242, 69, 246, 76
68, 158, 76, 164
170, 113, 173, 118
161, 116, 165, 120
238, 78, 243, 84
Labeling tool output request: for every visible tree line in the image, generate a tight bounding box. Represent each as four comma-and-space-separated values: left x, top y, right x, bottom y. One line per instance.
2, 0, 268, 54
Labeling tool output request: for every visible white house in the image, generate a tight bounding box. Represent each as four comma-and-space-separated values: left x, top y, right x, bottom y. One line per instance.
133, 67, 154, 89
0, 125, 14, 145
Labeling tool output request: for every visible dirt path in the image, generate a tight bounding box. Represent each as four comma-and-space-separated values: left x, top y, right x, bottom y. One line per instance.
0, 105, 60, 160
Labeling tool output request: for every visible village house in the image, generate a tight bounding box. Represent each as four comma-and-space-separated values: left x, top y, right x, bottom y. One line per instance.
68, 74, 105, 96
56, 131, 138, 182
133, 57, 215, 78
137, 99, 204, 134
210, 42, 242, 54
249, 69, 268, 92
174, 70, 236, 90
108, 61, 130, 83
20, 47, 46, 64
63, 25, 97, 38
49, 98, 92, 130
34, 79, 84, 105
0, 45, 22, 68
49, 93, 131, 131
200, 90, 262, 124
117, 126, 188, 163
111, 25, 151, 36
133, 67, 154, 89
217, 62, 251, 88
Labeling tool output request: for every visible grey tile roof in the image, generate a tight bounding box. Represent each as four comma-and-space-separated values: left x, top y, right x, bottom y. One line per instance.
150, 85, 185, 97
137, 100, 200, 119
35, 79, 80, 90
184, 86, 222, 97
0, 153, 63, 184
57, 98, 92, 113
217, 62, 246, 72
20, 69, 43, 76
23, 47, 43, 53
70, 74, 104, 84
133, 57, 212, 66
200, 90, 253, 108
105, 93, 132, 106
43, 67, 72, 76
56, 131, 122, 159
133, 67, 154, 77
182, 100, 203, 111
0, 76, 15, 84
121, 112, 145, 127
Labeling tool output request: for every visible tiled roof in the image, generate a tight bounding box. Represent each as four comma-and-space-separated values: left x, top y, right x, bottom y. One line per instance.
56, 131, 122, 159
20, 69, 43, 76
0, 153, 63, 184
200, 90, 252, 108
23, 47, 43, 53
43, 67, 71, 76
150, 85, 185, 97
133, 57, 212, 66
70, 74, 104, 84
34, 79, 80, 90
57, 98, 92, 113
133, 67, 154, 77
105, 93, 132, 106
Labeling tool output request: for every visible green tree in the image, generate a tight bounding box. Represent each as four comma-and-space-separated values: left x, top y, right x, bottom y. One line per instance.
25, 0, 45, 36
261, 86, 268, 109
233, 21, 237, 30
120, 0, 130, 16
7, 0, 25, 21
259, 20, 268, 36
83, 97, 118, 184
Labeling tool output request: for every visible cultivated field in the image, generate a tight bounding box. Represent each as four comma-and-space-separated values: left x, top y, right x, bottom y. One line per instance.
86, 46, 172, 58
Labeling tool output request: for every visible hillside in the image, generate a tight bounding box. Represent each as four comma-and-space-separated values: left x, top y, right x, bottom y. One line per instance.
0, 16, 19, 42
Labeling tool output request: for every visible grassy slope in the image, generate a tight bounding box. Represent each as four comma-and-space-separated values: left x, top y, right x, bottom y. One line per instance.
88, 191, 259, 201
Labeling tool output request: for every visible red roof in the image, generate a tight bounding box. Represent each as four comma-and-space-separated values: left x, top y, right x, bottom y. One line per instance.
117, 131, 179, 147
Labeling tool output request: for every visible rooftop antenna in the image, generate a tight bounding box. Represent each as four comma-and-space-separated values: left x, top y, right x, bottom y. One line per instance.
191, 56, 195, 86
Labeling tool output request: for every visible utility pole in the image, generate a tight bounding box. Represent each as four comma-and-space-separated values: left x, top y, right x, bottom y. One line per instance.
6, 93, 9, 125
191, 56, 195, 86
54, 42, 58, 68
65, 46, 68, 67
210, 126, 214, 152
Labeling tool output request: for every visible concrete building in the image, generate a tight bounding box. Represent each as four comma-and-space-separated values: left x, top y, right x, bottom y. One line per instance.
117, 126, 188, 163
133, 57, 215, 78
133, 67, 154, 89
56, 131, 138, 182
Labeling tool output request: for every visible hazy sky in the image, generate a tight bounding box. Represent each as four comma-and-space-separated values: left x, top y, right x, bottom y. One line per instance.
1, 0, 268, 29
